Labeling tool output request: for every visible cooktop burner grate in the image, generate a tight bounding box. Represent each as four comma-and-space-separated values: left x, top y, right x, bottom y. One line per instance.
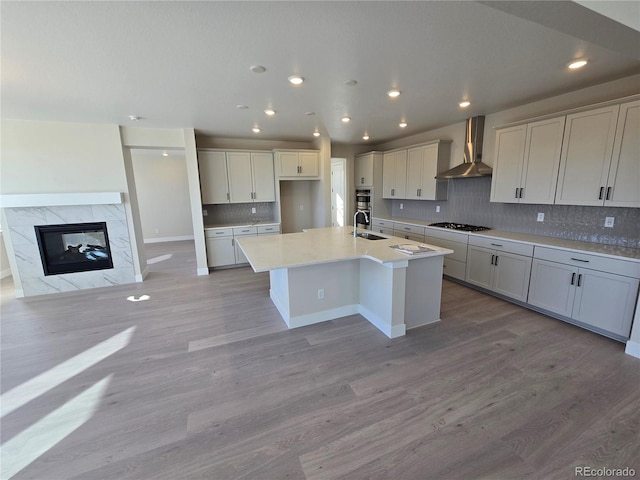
429, 222, 491, 232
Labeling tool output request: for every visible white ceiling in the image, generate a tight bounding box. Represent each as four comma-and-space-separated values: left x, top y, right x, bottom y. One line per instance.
2, 1, 639, 145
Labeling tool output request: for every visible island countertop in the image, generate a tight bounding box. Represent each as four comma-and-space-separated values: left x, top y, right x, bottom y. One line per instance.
236, 227, 453, 273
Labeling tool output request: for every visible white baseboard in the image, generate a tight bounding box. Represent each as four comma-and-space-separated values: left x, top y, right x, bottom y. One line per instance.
197, 267, 210, 276
135, 266, 150, 282
0, 268, 12, 279
288, 305, 360, 330
358, 305, 406, 338
625, 340, 640, 359
144, 235, 194, 244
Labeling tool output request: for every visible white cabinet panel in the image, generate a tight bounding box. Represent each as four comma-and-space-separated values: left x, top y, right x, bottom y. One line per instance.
227, 152, 253, 203
528, 259, 576, 317
199, 151, 229, 204
465, 246, 495, 291
382, 150, 407, 198
251, 152, 276, 202
606, 100, 640, 207
490, 125, 526, 203
206, 236, 236, 267
276, 150, 320, 178
466, 245, 532, 302
355, 153, 374, 186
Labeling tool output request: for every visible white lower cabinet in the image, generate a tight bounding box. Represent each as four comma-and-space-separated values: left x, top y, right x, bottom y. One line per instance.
205, 228, 235, 267
424, 228, 469, 281
233, 226, 257, 265
528, 247, 640, 338
393, 222, 425, 242
465, 237, 533, 302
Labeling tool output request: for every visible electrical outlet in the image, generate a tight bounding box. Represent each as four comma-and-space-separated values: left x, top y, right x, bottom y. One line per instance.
537, 212, 544, 222
251, 207, 256, 214
605, 216, 615, 228
436, 205, 440, 213
400, 203, 404, 210
203, 209, 208, 216
300, 204, 304, 211
154, 228, 159, 234
317, 288, 325, 299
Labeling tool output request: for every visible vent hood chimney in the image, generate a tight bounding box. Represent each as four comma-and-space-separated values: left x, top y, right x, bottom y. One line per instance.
436, 116, 492, 179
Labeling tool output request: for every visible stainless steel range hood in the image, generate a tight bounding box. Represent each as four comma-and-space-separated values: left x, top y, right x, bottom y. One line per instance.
436, 116, 492, 179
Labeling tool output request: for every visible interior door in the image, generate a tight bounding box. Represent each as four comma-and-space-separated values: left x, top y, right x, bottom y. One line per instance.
331, 159, 346, 227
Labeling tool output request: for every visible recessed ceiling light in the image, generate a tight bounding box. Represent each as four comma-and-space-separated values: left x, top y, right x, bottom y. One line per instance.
236, 104, 249, 110
568, 59, 588, 69
362, 134, 370, 140
387, 89, 401, 98
252, 127, 261, 133
264, 109, 276, 116
128, 115, 141, 121
313, 131, 321, 137
305, 112, 316, 116
288, 75, 304, 85
459, 101, 471, 108
162, 151, 169, 157
250, 65, 266, 73
341, 116, 351, 123
344, 80, 358, 86
399, 122, 408, 128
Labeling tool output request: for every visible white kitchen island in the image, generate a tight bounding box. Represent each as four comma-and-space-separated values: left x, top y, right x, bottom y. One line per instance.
236, 227, 452, 338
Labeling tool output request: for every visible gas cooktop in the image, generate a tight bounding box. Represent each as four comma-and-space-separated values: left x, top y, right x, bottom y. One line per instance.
429, 222, 491, 232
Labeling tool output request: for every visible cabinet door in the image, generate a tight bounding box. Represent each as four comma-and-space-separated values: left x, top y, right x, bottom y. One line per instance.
299, 152, 319, 177
490, 125, 526, 203
573, 269, 639, 338
555, 105, 619, 205
251, 152, 275, 202
465, 246, 495, 290
406, 147, 423, 200
492, 252, 532, 302
382, 152, 395, 198
520, 116, 565, 205
394, 150, 407, 198
605, 100, 640, 208
199, 151, 229, 204
206, 236, 235, 267
227, 152, 253, 203
527, 259, 576, 317
279, 152, 300, 177
355, 154, 374, 186
234, 237, 250, 264
420, 144, 442, 200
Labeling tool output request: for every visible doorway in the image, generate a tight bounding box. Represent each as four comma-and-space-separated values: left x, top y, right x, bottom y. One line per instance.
330, 158, 346, 227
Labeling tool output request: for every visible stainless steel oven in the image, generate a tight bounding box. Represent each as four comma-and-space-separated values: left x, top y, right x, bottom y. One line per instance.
355, 189, 371, 229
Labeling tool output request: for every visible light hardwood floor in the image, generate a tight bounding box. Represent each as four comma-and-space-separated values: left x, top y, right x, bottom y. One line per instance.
1, 240, 639, 479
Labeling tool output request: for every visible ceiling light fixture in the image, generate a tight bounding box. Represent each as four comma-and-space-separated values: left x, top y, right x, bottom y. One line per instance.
264, 109, 276, 116
568, 59, 588, 69
288, 75, 304, 85
399, 122, 408, 128
344, 80, 358, 86
252, 127, 261, 133
128, 115, 141, 121
162, 151, 169, 157
236, 104, 249, 110
250, 65, 266, 73
459, 101, 471, 108
313, 131, 321, 137
305, 112, 316, 116
341, 116, 351, 123
387, 89, 401, 98
363, 134, 370, 140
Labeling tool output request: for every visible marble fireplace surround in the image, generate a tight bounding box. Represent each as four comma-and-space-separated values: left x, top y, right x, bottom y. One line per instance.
1, 193, 136, 298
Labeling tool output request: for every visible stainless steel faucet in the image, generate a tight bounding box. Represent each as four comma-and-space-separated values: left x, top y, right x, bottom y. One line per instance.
353, 210, 369, 237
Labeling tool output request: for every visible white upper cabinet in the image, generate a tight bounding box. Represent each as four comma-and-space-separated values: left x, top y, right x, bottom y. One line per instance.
491, 116, 565, 204
199, 151, 230, 204
605, 100, 640, 207
276, 150, 320, 178
382, 150, 407, 199
555, 105, 620, 206
406, 141, 450, 201
199, 150, 275, 204
355, 152, 375, 187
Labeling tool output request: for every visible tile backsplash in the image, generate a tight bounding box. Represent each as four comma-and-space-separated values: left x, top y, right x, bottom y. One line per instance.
204, 202, 276, 226
391, 177, 640, 249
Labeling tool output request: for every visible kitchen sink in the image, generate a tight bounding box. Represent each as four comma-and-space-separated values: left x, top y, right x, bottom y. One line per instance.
351, 232, 387, 240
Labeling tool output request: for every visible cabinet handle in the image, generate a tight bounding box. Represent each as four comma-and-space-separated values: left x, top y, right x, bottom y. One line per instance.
570, 257, 589, 263
391, 188, 395, 196
605, 187, 612, 201
404, 235, 409, 239
226, 192, 230, 201
577, 274, 583, 287
491, 254, 495, 265
598, 186, 604, 200
515, 188, 519, 199
494, 255, 499, 266
231, 238, 235, 246
490, 243, 503, 247
520, 188, 524, 199
361, 177, 365, 184
570, 272, 576, 285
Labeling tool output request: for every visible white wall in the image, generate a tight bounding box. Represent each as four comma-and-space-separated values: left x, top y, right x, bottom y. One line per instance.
130, 150, 193, 242
279, 181, 314, 233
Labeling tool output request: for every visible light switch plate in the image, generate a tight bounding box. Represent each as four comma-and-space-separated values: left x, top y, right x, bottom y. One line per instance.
400, 203, 404, 210
605, 216, 615, 228
537, 212, 544, 222
203, 209, 208, 216
251, 207, 256, 214
436, 205, 440, 213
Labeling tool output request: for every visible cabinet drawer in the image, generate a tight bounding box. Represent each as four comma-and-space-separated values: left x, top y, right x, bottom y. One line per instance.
205, 228, 233, 238
469, 236, 534, 257
393, 223, 425, 236
233, 226, 258, 236
395, 232, 424, 242
534, 246, 640, 278
373, 227, 394, 236
424, 227, 469, 244
372, 218, 393, 229
424, 235, 467, 263
443, 258, 466, 280
257, 224, 280, 234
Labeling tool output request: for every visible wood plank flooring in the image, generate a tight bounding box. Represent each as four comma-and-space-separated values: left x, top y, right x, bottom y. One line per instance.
1, 240, 639, 479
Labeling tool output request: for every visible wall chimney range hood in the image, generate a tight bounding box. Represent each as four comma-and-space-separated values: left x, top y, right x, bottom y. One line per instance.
436, 116, 492, 179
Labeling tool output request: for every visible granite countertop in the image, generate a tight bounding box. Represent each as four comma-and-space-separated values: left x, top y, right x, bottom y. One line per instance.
236, 227, 452, 273
204, 221, 280, 230
378, 216, 640, 262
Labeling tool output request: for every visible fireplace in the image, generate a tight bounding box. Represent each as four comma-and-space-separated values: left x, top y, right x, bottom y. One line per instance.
34, 222, 114, 276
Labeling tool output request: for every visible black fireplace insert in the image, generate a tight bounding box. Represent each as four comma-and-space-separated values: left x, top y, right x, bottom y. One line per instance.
34, 222, 114, 275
